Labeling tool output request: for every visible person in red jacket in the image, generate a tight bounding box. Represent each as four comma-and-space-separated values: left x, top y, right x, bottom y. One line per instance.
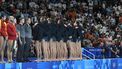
0, 17, 3, 63
0, 15, 8, 63
7, 16, 17, 63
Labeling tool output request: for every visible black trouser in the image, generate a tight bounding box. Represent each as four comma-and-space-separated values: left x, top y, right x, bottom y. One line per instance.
16, 37, 25, 61
24, 38, 32, 60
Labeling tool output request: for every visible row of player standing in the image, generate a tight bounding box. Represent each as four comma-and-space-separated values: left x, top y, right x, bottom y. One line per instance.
16, 17, 33, 62
0, 15, 82, 62
0, 15, 33, 63
33, 18, 82, 61
0, 15, 18, 63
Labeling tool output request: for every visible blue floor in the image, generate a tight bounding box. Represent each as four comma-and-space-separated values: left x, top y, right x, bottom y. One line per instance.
0, 58, 122, 69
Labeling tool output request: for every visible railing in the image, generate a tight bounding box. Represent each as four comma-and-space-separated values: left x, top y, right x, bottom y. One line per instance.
82, 48, 95, 59
82, 53, 93, 59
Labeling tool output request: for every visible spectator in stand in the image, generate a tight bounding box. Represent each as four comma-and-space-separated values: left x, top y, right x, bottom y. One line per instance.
119, 14, 122, 23
118, 42, 122, 57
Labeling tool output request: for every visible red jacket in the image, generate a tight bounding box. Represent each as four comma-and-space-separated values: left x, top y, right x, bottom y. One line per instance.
0, 20, 8, 37
7, 22, 17, 40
